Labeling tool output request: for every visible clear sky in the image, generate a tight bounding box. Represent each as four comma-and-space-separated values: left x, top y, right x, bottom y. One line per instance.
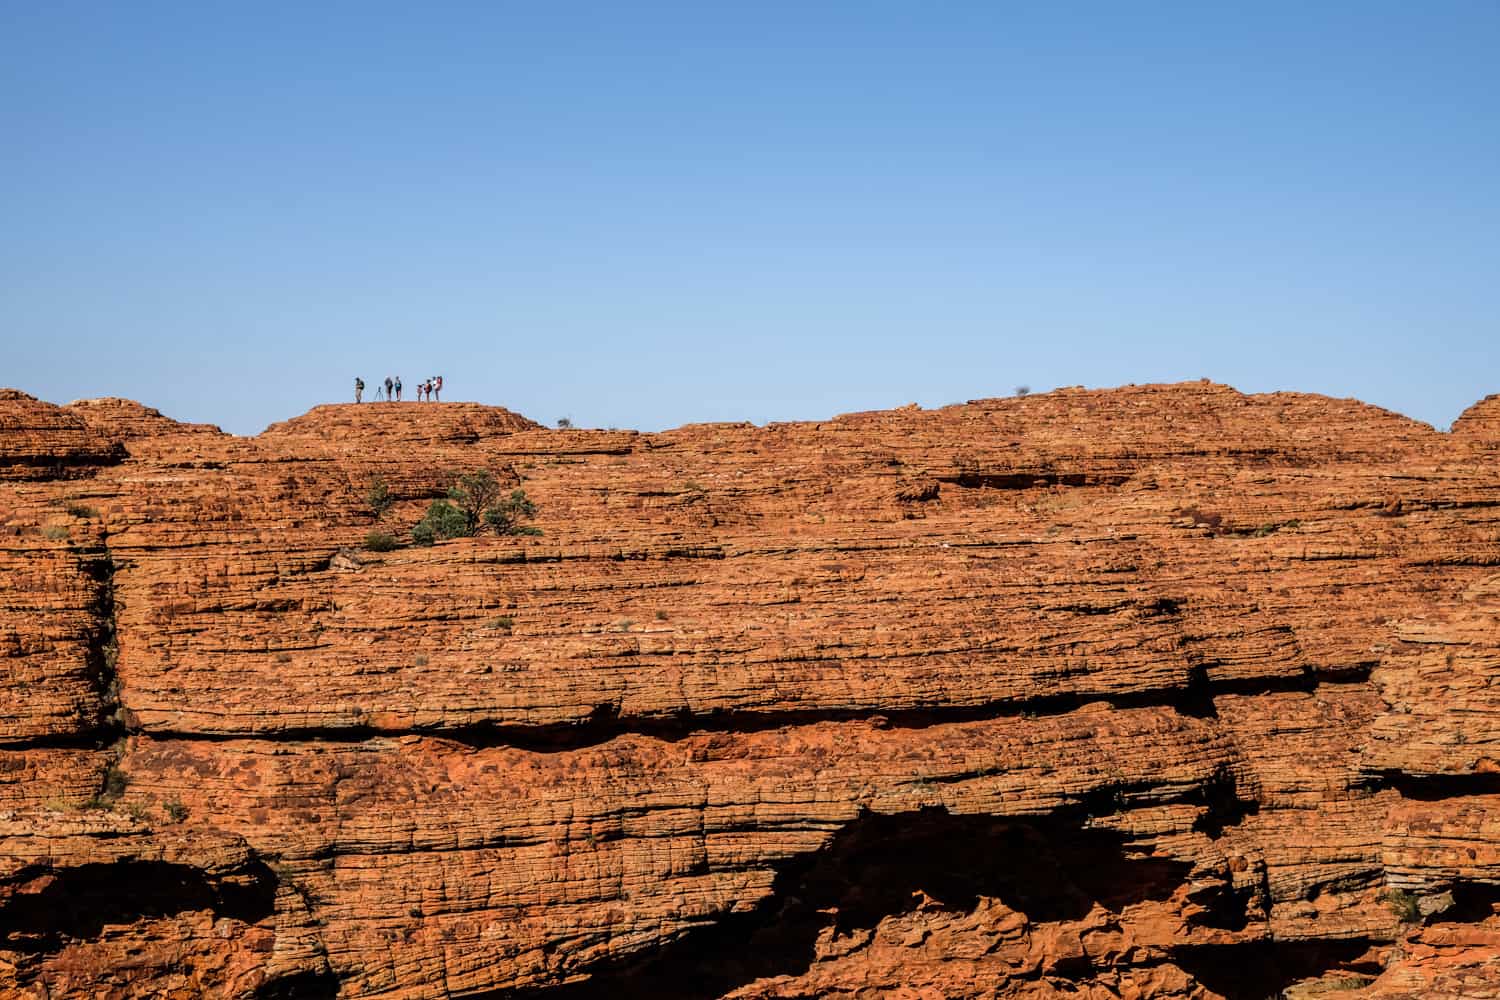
4, 2, 1497, 435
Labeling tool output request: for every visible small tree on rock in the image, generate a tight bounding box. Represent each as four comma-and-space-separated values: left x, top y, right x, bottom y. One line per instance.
449, 471, 503, 535
412, 472, 540, 543
366, 478, 394, 520
485, 489, 541, 536
411, 500, 469, 546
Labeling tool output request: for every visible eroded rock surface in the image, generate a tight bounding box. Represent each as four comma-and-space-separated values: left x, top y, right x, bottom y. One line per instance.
2, 381, 1498, 999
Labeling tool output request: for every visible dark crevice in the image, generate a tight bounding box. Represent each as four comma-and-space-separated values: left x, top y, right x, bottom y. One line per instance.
78, 543, 124, 738
0, 732, 118, 753
77, 541, 133, 808
1309, 663, 1377, 684
1366, 770, 1500, 800
1189, 764, 1261, 843
0, 449, 126, 479
1173, 938, 1378, 1000
134, 665, 1374, 753
1176, 662, 1219, 719
488, 807, 1200, 999
1444, 882, 1500, 922
136, 689, 1174, 751
937, 471, 1131, 490
253, 970, 342, 1000
1200, 670, 1317, 699
1183, 661, 1375, 719
0, 859, 277, 954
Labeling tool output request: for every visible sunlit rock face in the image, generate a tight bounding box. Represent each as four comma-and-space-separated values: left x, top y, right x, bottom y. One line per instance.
3, 381, 1499, 999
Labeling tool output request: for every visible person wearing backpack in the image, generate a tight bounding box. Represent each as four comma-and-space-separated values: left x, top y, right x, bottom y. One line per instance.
354, 377, 364, 403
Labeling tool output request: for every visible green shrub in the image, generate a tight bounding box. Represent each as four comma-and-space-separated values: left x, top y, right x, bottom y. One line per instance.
85, 764, 129, 808
556, 417, 573, 429
412, 499, 468, 545
1385, 888, 1421, 923
484, 489, 539, 535
364, 530, 398, 552
366, 478, 394, 520
487, 616, 514, 630
66, 503, 99, 519
411, 474, 541, 541
43, 524, 70, 540
449, 471, 503, 534
163, 799, 189, 823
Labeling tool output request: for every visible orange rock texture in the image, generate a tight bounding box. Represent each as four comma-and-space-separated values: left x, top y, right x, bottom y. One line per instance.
2, 381, 1498, 999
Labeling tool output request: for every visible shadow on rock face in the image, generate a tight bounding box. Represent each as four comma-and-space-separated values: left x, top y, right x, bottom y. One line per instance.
1173, 939, 1379, 1000
253, 969, 342, 1000
0, 858, 277, 954
503, 806, 1197, 999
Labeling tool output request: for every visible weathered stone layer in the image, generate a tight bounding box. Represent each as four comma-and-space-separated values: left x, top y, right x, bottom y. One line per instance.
2, 381, 1499, 999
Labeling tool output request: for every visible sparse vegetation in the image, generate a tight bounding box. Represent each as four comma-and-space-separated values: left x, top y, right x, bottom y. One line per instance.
412, 473, 541, 543
364, 530, 399, 552
484, 489, 541, 536
1014, 385, 1031, 397
450, 471, 504, 532
275, 651, 292, 664
556, 417, 573, 429
366, 478, 394, 520
412, 499, 468, 545
85, 764, 129, 808
163, 799, 189, 823
1385, 888, 1421, 923
43, 524, 70, 540
66, 502, 99, 519
414, 654, 429, 667
487, 616, 515, 630
1321, 976, 1371, 991
654, 610, 668, 621
1247, 519, 1301, 537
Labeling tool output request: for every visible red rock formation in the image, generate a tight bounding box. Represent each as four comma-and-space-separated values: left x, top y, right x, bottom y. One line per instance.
2, 382, 1498, 999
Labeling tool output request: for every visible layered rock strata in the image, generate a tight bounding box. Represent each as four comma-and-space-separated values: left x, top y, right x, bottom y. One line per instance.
1, 382, 1498, 999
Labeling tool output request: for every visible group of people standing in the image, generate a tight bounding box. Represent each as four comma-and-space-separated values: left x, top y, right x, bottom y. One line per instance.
353, 375, 443, 403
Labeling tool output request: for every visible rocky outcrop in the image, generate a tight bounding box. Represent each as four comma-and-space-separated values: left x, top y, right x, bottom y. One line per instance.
0, 390, 124, 480
2, 382, 1498, 999
1453, 394, 1500, 447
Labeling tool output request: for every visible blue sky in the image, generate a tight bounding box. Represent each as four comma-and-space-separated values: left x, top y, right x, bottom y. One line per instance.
3, 1, 1496, 434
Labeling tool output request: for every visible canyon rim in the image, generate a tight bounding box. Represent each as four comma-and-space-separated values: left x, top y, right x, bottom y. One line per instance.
2, 380, 1499, 999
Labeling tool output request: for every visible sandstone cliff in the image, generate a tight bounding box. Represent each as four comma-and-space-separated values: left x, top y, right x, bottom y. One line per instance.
2, 382, 1498, 999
